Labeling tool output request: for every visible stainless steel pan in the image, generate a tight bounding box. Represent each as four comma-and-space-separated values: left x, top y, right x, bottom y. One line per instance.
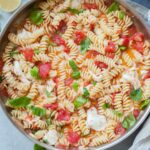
0, 0, 150, 149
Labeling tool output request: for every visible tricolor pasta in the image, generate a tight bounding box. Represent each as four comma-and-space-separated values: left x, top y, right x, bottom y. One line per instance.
0, 0, 150, 149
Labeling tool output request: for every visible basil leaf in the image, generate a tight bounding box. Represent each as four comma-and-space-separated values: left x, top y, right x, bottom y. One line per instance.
71, 71, 81, 79
67, 8, 83, 14
113, 110, 123, 117
140, 99, 150, 110
34, 144, 46, 150
92, 81, 97, 86
119, 11, 125, 20
29, 9, 43, 25
34, 49, 40, 54
72, 82, 79, 91
69, 60, 78, 71
122, 119, 129, 129
119, 45, 127, 51
122, 114, 136, 129
46, 90, 51, 98
0, 76, 3, 83
10, 50, 19, 57
31, 106, 46, 117
107, 2, 119, 14
102, 103, 110, 109
130, 88, 142, 101
80, 38, 91, 54
9, 97, 31, 108
74, 96, 88, 109
83, 87, 90, 98
30, 67, 40, 79
46, 118, 51, 126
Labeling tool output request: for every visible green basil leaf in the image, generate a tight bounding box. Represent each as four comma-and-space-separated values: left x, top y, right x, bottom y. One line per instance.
74, 96, 88, 109
113, 110, 123, 117
31, 106, 46, 117
9, 97, 31, 108
34, 49, 40, 54
122, 119, 129, 129
130, 88, 142, 101
34, 144, 46, 150
67, 8, 83, 14
102, 103, 110, 109
119, 45, 127, 51
127, 114, 136, 127
72, 82, 79, 91
71, 71, 81, 79
92, 81, 97, 86
140, 99, 150, 110
46, 118, 51, 126
29, 9, 44, 25
10, 50, 19, 57
0, 76, 3, 83
83, 87, 90, 98
30, 67, 40, 79
119, 11, 125, 20
107, 2, 119, 14
80, 38, 91, 54
69, 60, 78, 71
46, 90, 51, 98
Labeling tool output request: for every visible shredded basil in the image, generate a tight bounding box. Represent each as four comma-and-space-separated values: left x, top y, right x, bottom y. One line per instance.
71, 71, 81, 80
83, 87, 90, 98
107, 2, 119, 14
80, 38, 91, 54
30, 67, 40, 79
119, 11, 125, 20
130, 88, 143, 101
74, 96, 88, 109
69, 60, 79, 71
34, 144, 46, 150
10, 50, 19, 57
66, 8, 85, 14
29, 9, 44, 25
102, 103, 110, 109
72, 82, 79, 91
9, 97, 31, 108
31, 106, 46, 117
92, 81, 97, 86
140, 99, 150, 110
45, 90, 51, 98
119, 45, 127, 51
0, 76, 3, 83
34, 49, 40, 54
113, 110, 123, 117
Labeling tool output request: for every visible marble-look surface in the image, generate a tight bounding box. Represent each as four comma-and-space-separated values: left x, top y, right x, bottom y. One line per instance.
0, 0, 149, 150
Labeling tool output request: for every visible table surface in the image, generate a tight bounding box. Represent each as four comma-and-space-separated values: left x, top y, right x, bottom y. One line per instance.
0, 0, 149, 150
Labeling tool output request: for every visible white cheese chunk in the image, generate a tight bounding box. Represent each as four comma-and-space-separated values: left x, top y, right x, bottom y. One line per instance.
71, 0, 81, 9
86, 107, 107, 131
13, 61, 23, 76
43, 130, 58, 145
46, 80, 56, 92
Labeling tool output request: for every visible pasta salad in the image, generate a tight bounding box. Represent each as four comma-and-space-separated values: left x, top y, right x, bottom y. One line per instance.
0, 0, 150, 149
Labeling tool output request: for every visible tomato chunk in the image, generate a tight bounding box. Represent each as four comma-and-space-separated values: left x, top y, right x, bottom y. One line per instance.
0, 57, 4, 72
131, 32, 144, 42
57, 109, 70, 121
121, 37, 130, 47
74, 31, 85, 45
133, 109, 140, 118
132, 41, 144, 54
57, 20, 67, 34
21, 48, 34, 62
143, 70, 150, 80
67, 132, 80, 144
105, 41, 116, 53
86, 50, 100, 58
53, 35, 65, 46
128, 25, 137, 37
90, 24, 95, 32
65, 78, 73, 86
39, 63, 51, 79
1, 87, 8, 97
106, 52, 115, 59
95, 61, 108, 69
114, 123, 126, 135
84, 3, 98, 9
64, 46, 70, 54
44, 102, 58, 110
55, 144, 67, 150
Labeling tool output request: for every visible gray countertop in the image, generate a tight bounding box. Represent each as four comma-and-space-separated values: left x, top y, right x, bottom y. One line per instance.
0, 0, 149, 150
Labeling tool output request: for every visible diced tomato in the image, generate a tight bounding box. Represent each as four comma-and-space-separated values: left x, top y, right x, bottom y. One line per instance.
57, 20, 67, 34
132, 41, 144, 54
86, 50, 100, 58
67, 132, 80, 144
114, 123, 126, 135
1, 87, 8, 97
133, 109, 140, 118
39, 63, 51, 79
104, 0, 114, 7
84, 81, 90, 86
64, 46, 70, 54
143, 70, 150, 80
105, 41, 116, 53
106, 52, 115, 59
65, 78, 73, 86
53, 76, 59, 87
21, 48, 34, 62
55, 144, 67, 150
95, 61, 108, 69
84, 3, 98, 9
90, 24, 95, 32
121, 37, 130, 47
53, 35, 65, 46
44, 102, 58, 110
131, 32, 144, 42
74, 31, 85, 45
128, 25, 137, 37
0, 57, 4, 72
57, 109, 70, 121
